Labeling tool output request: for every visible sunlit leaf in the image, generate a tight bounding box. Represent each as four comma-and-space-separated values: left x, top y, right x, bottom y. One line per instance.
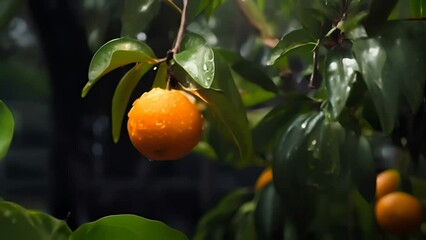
121, 0, 161, 37
193, 188, 253, 240
254, 184, 284, 240
112, 63, 154, 142
83, 37, 157, 97
0, 201, 71, 240
268, 29, 316, 66
0, 100, 14, 160
324, 48, 359, 120
70, 214, 188, 240
174, 45, 215, 88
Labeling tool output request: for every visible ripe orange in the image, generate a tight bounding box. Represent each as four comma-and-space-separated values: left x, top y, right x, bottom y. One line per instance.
127, 88, 203, 160
376, 169, 400, 200
255, 167, 273, 192
375, 192, 423, 234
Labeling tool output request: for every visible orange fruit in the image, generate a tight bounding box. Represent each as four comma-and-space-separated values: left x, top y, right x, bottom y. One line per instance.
127, 88, 203, 160
255, 167, 273, 192
376, 169, 400, 200
375, 192, 423, 234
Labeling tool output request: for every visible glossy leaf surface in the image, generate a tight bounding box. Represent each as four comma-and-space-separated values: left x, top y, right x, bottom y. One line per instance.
0, 201, 71, 240
152, 62, 168, 88
111, 63, 154, 142
174, 45, 215, 88
0, 100, 14, 160
70, 214, 188, 240
83, 37, 157, 97
324, 48, 359, 120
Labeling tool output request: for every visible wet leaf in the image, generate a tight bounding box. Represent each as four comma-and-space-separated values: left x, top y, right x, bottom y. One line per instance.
111, 63, 154, 142
121, 0, 161, 38
324, 48, 359, 120
70, 214, 188, 240
0, 100, 14, 160
83, 37, 157, 97
174, 45, 215, 88
0, 201, 71, 240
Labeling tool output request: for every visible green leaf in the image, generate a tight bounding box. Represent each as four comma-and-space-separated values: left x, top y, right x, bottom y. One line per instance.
324, 48, 359, 120
194, 88, 254, 167
254, 184, 284, 240
233, 202, 257, 240
362, 0, 398, 27
216, 49, 277, 94
180, 32, 207, 51
0, 100, 14, 160
252, 93, 316, 155
268, 29, 316, 66
193, 188, 253, 240
112, 63, 154, 143
411, 0, 426, 17
273, 112, 341, 196
152, 62, 168, 88
83, 37, 157, 97
353, 38, 398, 134
70, 214, 188, 240
0, 201, 71, 240
121, 0, 161, 37
174, 45, 215, 88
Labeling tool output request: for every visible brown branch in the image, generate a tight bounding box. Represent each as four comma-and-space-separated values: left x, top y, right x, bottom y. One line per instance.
171, 0, 188, 54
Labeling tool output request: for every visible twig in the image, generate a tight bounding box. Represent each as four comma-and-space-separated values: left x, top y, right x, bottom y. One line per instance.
171, 0, 188, 54
309, 47, 320, 88
163, 0, 182, 14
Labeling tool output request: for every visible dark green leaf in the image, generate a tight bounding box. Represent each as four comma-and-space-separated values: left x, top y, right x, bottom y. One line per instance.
152, 62, 168, 88
194, 88, 254, 167
216, 49, 277, 94
273, 112, 341, 196
324, 48, 359, 120
0, 100, 14, 160
121, 0, 161, 37
0, 201, 71, 240
353, 38, 398, 134
70, 214, 188, 240
187, 0, 209, 20
112, 63, 154, 142
193, 188, 253, 240
268, 29, 316, 66
254, 184, 284, 240
411, 0, 426, 17
174, 46, 215, 88
363, 0, 398, 28
83, 37, 157, 97
252, 93, 316, 155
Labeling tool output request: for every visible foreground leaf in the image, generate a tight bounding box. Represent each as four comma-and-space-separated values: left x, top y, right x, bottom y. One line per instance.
70, 214, 188, 240
111, 63, 154, 142
0, 201, 71, 240
0, 100, 14, 160
83, 37, 157, 97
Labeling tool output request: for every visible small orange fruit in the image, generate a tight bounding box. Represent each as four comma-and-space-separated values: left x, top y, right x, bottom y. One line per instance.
375, 192, 423, 234
376, 169, 400, 200
255, 167, 273, 192
127, 88, 203, 160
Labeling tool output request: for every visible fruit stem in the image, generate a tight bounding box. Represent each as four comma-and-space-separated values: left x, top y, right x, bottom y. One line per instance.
171, 0, 188, 54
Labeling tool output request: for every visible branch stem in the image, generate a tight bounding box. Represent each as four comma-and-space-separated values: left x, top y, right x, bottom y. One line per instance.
171, 0, 188, 54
